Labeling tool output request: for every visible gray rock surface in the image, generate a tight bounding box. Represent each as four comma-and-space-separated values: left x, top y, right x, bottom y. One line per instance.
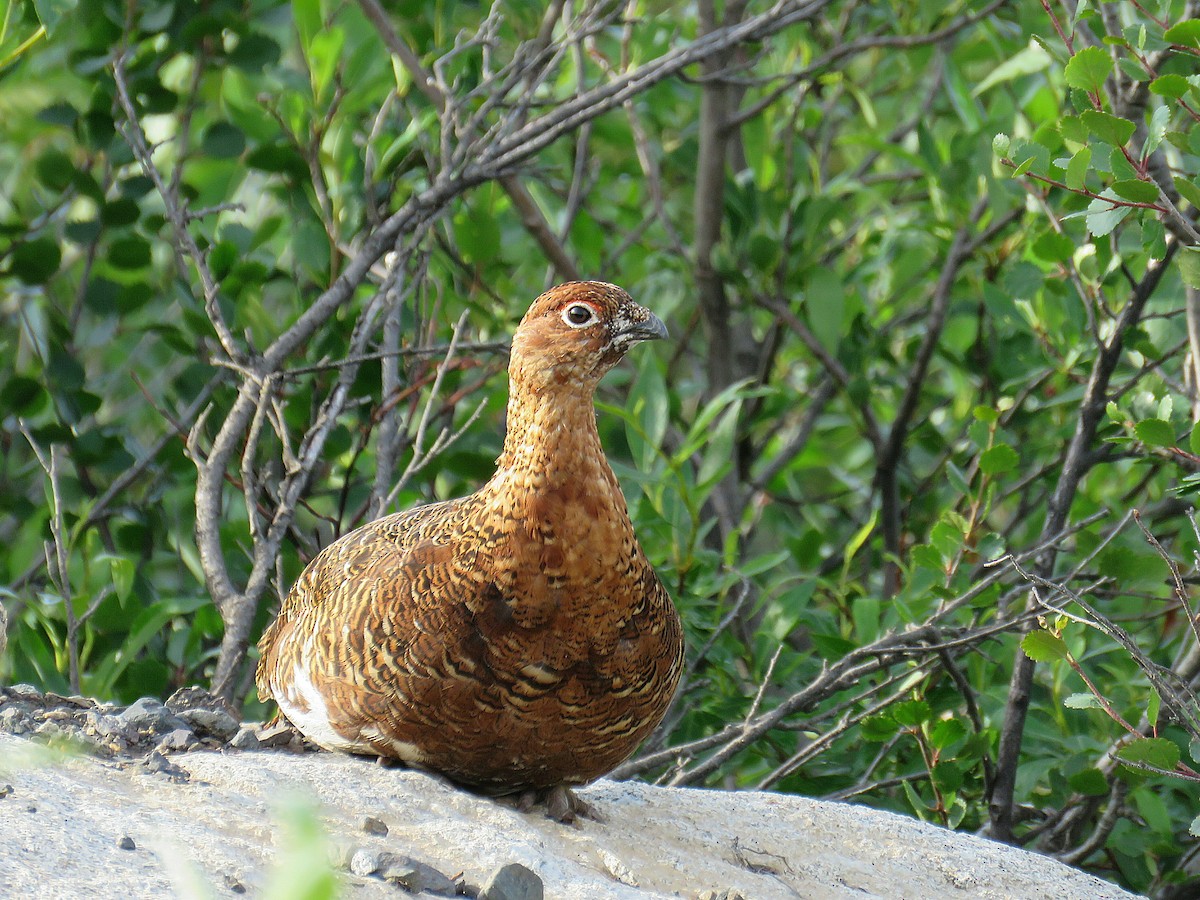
0, 732, 1134, 899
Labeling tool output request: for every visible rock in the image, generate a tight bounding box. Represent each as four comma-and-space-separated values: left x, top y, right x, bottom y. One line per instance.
229, 727, 261, 750
377, 854, 458, 895
349, 847, 384, 877
255, 722, 300, 749
480, 863, 543, 900
177, 708, 239, 742
85, 710, 139, 744
119, 697, 187, 734
156, 728, 199, 753
0, 707, 34, 735
116, 835, 136, 851
6, 683, 44, 704
0, 732, 1139, 900
142, 750, 190, 782
0, 784, 13, 799
598, 848, 638, 886
360, 815, 388, 836
165, 686, 237, 717
222, 873, 246, 894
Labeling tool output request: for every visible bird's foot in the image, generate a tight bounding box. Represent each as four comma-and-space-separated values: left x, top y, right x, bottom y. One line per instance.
510, 784, 604, 824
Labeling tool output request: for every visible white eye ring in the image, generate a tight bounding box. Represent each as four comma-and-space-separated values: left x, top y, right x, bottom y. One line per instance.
561, 303, 598, 328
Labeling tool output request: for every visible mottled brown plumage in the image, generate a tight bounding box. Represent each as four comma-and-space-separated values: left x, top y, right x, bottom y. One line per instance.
256, 282, 684, 799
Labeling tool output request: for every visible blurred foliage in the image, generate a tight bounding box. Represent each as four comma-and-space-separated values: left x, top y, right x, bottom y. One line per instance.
1, 0, 1200, 892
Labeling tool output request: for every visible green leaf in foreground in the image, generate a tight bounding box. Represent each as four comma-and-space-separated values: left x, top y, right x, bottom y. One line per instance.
1064, 46, 1113, 93
1117, 737, 1181, 773
1021, 630, 1068, 663
980, 443, 1018, 475
1135, 418, 1176, 448
1163, 19, 1200, 48
1180, 246, 1200, 290
1080, 110, 1135, 146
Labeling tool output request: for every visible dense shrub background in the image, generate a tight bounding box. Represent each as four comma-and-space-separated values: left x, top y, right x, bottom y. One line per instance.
3, 0, 1200, 892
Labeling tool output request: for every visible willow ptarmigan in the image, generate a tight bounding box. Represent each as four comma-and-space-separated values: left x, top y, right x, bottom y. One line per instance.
256, 281, 684, 817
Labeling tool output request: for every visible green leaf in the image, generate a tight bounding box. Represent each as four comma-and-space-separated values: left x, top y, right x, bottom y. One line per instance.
1191, 815, 1200, 838
108, 237, 152, 270
1031, 230, 1074, 263
1080, 110, 1135, 146
1175, 178, 1200, 210
10, 236, 61, 284
1117, 737, 1181, 771
929, 718, 966, 751
102, 555, 135, 602
1065, 146, 1091, 190
1135, 417, 1176, 448
1086, 191, 1132, 237
1180, 247, 1200, 290
892, 700, 931, 728
1064, 46, 1113, 93
31, 0, 78, 35
292, 0, 322, 48
862, 715, 899, 742
1011, 154, 1038, 177
980, 443, 1018, 475
306, 27, 345, 104
1149, 74, 1189, 98
1064, 693, 1103, 709
1145, 104, 1170, 157
1021, 630, 1068, 663
100, 198, 140, 228
975, 41, 1052, 96
1147, 688, 1161, 727
1163, 19, 1200, 48
1110, 179, 1159, 203
201, 122, 246, 159
1069, 767, 1110, 796
806, 267, 845, 353
992, 133, 1010, 156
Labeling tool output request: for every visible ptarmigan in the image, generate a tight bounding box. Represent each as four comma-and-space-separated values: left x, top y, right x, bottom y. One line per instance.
256, 281, 684, 819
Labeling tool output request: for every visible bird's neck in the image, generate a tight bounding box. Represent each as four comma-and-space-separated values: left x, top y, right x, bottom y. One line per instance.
492, 383, 609, 491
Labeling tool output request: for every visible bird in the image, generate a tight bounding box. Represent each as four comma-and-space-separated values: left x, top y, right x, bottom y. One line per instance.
256, 281, 684, 820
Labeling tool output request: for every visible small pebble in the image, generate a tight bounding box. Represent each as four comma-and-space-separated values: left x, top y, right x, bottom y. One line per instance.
0, 784, 13, 799
377, 855, 457, 895
117, 835, 136, 851
479, 863, 543, 900
0, 707, 34, 735
360, 815, 388, 836
222, 873, 246, 894
7, 684, 44, 704
350, 848, 384, 877
156, 728, 199, 753
142, 750, 190, 782
599, 848, 639, 886
120, 697, 187, 733
254, 723, 297, 749
178, 708, 239, 742
229, 727, 261, 750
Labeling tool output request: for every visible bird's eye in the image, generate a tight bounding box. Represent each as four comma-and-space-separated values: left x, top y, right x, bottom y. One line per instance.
562, 304, 597, 327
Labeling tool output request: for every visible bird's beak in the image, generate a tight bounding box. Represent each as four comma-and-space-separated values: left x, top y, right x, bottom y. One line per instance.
618, 311, 669, 343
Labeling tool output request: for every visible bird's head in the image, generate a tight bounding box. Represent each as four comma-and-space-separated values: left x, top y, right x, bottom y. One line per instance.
509, 282, 668, 392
